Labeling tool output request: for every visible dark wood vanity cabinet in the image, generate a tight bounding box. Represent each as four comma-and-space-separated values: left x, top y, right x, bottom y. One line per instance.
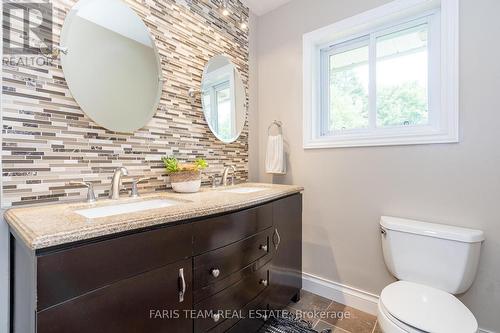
11, 193, 302, 333
268, 194, 303, 309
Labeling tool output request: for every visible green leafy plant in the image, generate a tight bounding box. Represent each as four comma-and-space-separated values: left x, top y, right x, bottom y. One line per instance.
162, 156, 208, 174
194, 158, 208, 170
162, 156, 180, 174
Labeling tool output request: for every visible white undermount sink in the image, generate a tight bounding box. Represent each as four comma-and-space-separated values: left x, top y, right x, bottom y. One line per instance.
221, 187, 268, 194
75, 199, 181, 219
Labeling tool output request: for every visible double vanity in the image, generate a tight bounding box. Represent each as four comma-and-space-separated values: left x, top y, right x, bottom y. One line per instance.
6, 183, 303, 333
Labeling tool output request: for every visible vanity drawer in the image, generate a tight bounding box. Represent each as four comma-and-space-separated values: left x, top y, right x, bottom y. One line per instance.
193, 203, 273, 255
194, 228, 272, 291
194, 254, 271, 304
37, 223, 192, 310
194, 263, 269, 333
208, 288, 269, 333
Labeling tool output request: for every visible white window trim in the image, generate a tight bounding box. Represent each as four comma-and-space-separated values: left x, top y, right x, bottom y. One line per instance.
303, 0, 459, 149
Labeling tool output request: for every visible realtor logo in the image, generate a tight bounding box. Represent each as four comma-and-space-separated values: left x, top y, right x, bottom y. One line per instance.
3, 1, 53, 55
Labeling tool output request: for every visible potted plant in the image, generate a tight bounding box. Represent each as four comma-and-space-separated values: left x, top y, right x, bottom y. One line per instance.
162, 156, 208, 193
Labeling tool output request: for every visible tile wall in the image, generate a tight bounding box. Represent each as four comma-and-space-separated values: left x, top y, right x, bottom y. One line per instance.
1, 0, 249, 206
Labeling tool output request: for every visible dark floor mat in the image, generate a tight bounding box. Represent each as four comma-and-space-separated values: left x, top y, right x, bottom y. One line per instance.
259, 313, 331, 333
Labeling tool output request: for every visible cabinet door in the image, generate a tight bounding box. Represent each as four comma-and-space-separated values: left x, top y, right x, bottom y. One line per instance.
37, 223, 192, 310
37, 259, 193, 333
269, 194, 302, 309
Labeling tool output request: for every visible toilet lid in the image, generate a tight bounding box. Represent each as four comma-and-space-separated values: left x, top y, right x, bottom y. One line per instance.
380, 281, 478, 333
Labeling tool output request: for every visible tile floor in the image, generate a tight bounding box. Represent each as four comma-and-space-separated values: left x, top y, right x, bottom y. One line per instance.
286, 290, 382, 333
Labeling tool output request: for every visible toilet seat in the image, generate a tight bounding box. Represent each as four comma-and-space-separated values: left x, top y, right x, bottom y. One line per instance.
378, 281, 478, 333
378, 300, 425, 333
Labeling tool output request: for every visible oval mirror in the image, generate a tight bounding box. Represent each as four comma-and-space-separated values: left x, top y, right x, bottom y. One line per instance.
201, 55, 247, 143
60, 0, 162, 133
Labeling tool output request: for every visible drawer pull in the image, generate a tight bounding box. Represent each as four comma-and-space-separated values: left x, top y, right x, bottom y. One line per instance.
212, 313, 221, 322
260, 244, 268, 252
259, 279, 268, 286
211, 268, 221, 278
273, 228, 281, 250
178, 268, 186, 303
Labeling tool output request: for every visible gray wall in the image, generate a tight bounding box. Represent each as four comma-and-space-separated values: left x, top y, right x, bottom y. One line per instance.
254, 0, 500, 331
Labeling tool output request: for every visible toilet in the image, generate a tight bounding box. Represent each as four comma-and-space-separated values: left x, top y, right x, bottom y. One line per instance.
378, 216, 484, 333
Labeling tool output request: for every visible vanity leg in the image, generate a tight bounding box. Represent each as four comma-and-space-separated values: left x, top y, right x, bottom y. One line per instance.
291, 290, 301, 303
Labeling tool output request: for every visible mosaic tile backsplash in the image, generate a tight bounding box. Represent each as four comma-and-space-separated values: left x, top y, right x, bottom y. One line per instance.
2, 0, 249, 207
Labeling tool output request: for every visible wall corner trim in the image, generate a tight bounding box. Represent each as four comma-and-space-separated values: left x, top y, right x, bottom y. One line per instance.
302, 272, 379, 315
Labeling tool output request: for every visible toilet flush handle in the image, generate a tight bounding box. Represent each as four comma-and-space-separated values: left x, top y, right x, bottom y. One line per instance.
380, 227, 387, 237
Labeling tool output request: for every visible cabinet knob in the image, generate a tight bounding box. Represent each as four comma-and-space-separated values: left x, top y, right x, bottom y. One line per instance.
211, 268, 220, 278
260, 244, 268, 252
212, 313, 221, 322
259, 279, 268, 286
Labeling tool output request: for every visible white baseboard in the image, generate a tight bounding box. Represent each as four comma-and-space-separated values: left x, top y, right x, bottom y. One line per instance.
302, 272, 379, 316
479, 329, 496, 333
302, 272, 496, 333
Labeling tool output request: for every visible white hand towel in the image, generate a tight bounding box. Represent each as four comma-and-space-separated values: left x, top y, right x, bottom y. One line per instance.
265, 134, 286, 174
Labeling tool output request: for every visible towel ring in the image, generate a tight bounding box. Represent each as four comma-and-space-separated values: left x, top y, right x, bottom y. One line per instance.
268, 120, 283, 135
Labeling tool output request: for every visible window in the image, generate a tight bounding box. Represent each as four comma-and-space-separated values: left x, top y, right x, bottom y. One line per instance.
303, 0, 458, 148
214, 82, 233, 140
321, 36, 370, 134
202, 65, 237, 142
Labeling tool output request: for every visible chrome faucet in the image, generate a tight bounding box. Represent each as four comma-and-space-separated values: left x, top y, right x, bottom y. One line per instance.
109, 167, 128, 199
130, 177, 150, 198
221, 165, 236, 186
69, 181, 96, 203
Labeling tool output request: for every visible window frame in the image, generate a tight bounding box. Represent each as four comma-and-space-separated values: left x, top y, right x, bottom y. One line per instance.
319, 13, 438, 137
320, 35, 370, 136
211, 80, 231, 132
201, 64, 236, 140
303, 0, 459, 149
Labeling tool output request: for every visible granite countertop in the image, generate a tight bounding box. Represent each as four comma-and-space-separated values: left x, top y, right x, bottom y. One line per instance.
4, 183, 303, 251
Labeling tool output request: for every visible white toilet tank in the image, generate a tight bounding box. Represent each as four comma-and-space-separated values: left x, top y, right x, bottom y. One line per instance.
380, 216, 484, 294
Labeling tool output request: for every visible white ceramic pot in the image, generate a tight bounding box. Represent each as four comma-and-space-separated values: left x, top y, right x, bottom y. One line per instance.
169, 171, 201, 193
171, 179, 201, 193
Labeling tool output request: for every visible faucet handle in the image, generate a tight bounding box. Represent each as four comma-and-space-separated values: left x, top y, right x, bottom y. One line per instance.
210, 174, 219, 188
130, 177, 151, 198
69, 181, 97, 203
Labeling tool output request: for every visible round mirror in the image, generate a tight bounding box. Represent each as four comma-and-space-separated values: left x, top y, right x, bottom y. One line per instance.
201, 55, 246, 143
60, 0, 162, 133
